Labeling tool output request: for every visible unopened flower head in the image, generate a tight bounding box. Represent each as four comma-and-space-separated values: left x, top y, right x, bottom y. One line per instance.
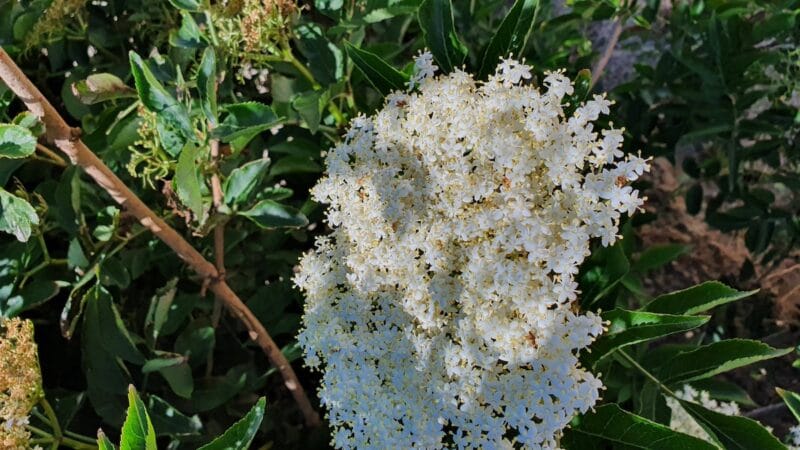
0, 318, 43, 449
296, 53, 649, 449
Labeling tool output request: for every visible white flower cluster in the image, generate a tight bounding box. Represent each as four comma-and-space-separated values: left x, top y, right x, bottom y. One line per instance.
295, 54, 649, 449
666, 385, 740, 442
788, 425, 800, 450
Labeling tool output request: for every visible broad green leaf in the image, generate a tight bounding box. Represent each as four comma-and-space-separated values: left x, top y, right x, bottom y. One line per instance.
169, 11, 207, 48
223, 158, 270, 207
71, 73, 137, 105
292, 90, 323, 134
679, 399, 784, 450
585, 309, 709, 367
11, 112, 44, 136
197, 397, 266, 450
643, 281, 757, 316
97, 430, 116, 450
174, 322, 215, 367
260, 186, 293, 201
0, 187, 38, 242
0, 124, 36, 159
344, 42, 408, 96
120, 386, 158, 450
659, 339, 791, 385
128, 51, 193, 155
635, 381, 670, 424
92, 286, 145, 364
68, 238, 89, 269
478, 0, 539, 79
197, 47, 218, 125
418, 0, 467, 73
143, 352, 194, 399
212, 102, 283, 144
237, 200, 308, 229
175, 143, 204, 220
634, 244, 690, 273
563, 404, 716, 450
146, 395, 202, 436
777, 387, 800, 423
690, 379, 756, 407
294, 23, 344, 85
268, 155, 322, 177
168, 0, 200, 10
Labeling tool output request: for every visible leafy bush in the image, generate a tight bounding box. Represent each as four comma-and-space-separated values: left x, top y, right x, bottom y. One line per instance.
0, 0, 798, 448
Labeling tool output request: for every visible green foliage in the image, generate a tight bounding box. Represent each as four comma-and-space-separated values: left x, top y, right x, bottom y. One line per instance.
0, 0, 797, 448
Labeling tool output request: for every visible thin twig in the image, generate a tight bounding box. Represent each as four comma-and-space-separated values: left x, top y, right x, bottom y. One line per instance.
0, 48, 320, 427
208, 132, 225, 376
35, 143, 68, 167
591, 20, 623, 88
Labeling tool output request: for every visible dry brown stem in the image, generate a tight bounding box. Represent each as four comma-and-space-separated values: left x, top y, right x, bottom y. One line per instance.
0, 48, 320, 427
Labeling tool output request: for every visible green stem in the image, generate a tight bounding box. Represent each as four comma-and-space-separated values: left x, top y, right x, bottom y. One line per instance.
41, 398, 62, 438
616, 349, 677, 398
64, 429, 99, 445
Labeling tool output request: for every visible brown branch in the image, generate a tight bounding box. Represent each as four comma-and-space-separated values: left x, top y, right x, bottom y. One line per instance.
591, 20, 623, 88
208, 134, 225, 376
0, 48, 321, 427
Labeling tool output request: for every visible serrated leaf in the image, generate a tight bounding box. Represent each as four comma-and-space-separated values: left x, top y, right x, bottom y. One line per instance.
585, 309, 709, 367
0, 124, 36, 159
197, 47, 218, 125
563, 404, 716, 450
197, 397, 266, 450
0, 187, 38, 242
237, 200, 308, 229
71, 73, 137, 105
212, 102, 282, 144
478, 0, 539, 79
345, 42, 408, 96
659, 339, 792, 385
292, 90, 323, 134
777, 387, 800, 423
643, 281, 757, 316
223, 158, 270, 207
120, 385, 158, 450
97, 430, 116, 450
175, 143, 204, 220
679, 399, 784, 450
128, 51, 193, 154
418, 0, 467, 73
294, 23, 343, 85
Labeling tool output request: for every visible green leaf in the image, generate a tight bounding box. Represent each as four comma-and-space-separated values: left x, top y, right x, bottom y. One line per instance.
174, 322, 215, 367
142, 353, 194, 399
146, 395, 202, 436
777, 387, 800, 423
268, 155, 322, 177
634, 244, 690, 273
169, 11, 207, 48
120, 385, 158, 450
0, 124, 36, 159
659, 339, 792, 385
294, 23, 344, 85
97, 430, 117, 450
89, 285, 145, 364
344, 42, 408, 96
643, 281, 757, 316
0, 187, 38, 242
563, 404, 716, 450
147, 278, 179, 343
585, 309, 709, 367
690, 379, 756, 407
175, 143, 204, 220
292, 90, 323, 134
168, 0, 200, 10
128, 51, 193, 155
11, 112, 44, 137
197, 397, 266, 450
223, 158, 270, 207
197, 47, 218, 125
237, 200, 308, 229
212, 102, 283, 145
71, 73, 137, 105
679, 399, 784, 450
418, 0, 468, 73
478, 0, 539, 79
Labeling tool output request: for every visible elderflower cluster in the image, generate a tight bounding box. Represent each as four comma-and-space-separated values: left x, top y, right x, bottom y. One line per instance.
295, 54, 649, 449
1, 318, 43, 449
666, 385, 740, 443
